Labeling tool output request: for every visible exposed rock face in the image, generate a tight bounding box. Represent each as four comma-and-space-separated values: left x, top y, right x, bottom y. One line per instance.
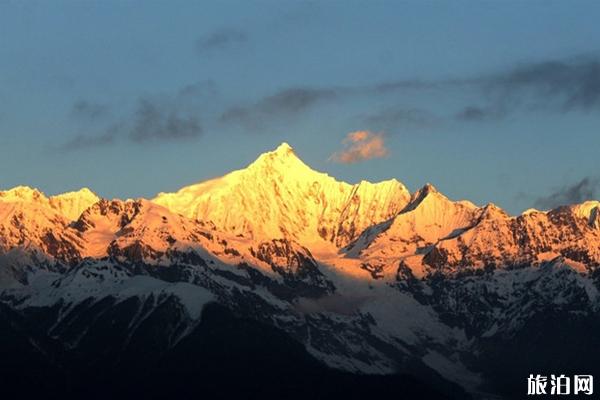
425, 203, 600, 273
251, 239, 333, 296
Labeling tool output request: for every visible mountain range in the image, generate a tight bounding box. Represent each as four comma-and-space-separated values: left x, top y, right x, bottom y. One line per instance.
1, 143, 599, 399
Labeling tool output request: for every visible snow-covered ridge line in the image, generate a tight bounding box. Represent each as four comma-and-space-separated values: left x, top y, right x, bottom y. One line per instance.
0, 142, 598, 281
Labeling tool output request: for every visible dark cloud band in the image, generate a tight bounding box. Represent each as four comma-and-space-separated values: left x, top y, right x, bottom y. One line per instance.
534, 177, 600, 209
196, 28, 248, 54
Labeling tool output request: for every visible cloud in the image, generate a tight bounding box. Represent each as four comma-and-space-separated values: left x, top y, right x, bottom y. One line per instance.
60, 54, 598, 151
259, 87, 337, 113
129, 98, 202, 143
455, 106, 488, 121
178, 81, 218, 99
488, 58, 600, 112
196, 28, 247, 53
370, 79, 448, 94
374, 57, 600, 116
534, 177, 600, 209
216, 55, 600, 133
220, 87, 337, 130
329, 131, 389, 164
364, 56, 600, 123
71, 100, 110, 121
454, 105, 507, 122
364, 107, 436, 130
58, 130, 116, 152
373, 57, 600, 120
58, 83, 214, 151
456, 57, 600, 119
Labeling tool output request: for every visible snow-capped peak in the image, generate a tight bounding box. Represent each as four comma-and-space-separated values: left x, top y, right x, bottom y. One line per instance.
274, 141, 294, 154
420, 182, 438, 194
403, 183, 453, 213
256, 142, 297, 161
153, 143, 411, 247
0, 186, 46, 203
246, 142, 314, 175
0, 186, 100, 221
49, 188, 101, 221
572, 201, 600, 226
53, 187, 98, 200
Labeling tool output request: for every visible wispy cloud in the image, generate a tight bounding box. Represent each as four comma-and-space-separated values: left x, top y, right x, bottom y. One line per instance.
70, 100, 110, 121
370, 79, 447, 94
59, 54, 600, 151
58, 130, 116, 152
450, 57, 600, 122
129, 99, 202, 143
329, 131, 389, 164
485, 58, 600, 112
364, 107, 436, 130
220, 87, 337, 130
534, 177, 600, 209
454, 105, 506, 122
216, 55, 600, 133
58, 82, 214, 151
377, 57, 600, 116
196, 28, 248, 54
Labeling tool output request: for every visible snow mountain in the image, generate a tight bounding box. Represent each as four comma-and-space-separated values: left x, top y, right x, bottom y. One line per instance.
1, 143, 599, 400
153, 142, 411, 248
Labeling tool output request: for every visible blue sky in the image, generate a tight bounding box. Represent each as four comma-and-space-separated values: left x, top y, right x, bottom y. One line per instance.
1, 0, 599, 213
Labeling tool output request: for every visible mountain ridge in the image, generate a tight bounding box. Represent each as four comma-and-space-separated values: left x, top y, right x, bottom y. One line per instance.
1, 142, 600, 399
152, 142, 412, 248
1, 143, 598, 275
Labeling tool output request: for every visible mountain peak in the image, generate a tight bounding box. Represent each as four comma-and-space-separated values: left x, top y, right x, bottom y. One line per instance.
274, 142, 294, 154
153, 142, 412, 246
260, 142, 298, 162
572, 201, 600, 228
421, 183, 438, 194
482, 203, 509, 219
49, 188, 101, 221
52, 187, 98, 201
0, 186, 46, 202
247, 142, 314, 177
402, 183, 444, 212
